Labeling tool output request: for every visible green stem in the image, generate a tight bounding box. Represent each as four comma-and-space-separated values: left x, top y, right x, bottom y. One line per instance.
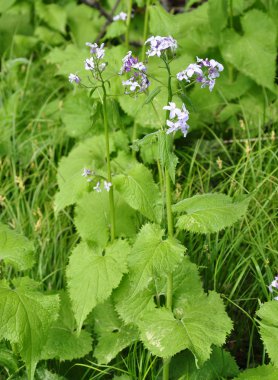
125, 0, 133, 48
162, 56, 174, 380
102, 84, 116, 242
132, 122, 137, 159
141, 0, 151, 60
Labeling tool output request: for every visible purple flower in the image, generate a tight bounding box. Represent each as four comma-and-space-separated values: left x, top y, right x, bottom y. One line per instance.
176, 64, 203, 83
82, 168, 92, 177
268, 276, 278, 293
119, 51, 139, 74
113, 12, 127, 21
145, 36, 177, 57
122, 73, 150, 94
120, 51, 150, 95
164, 102, 190, 138
86, 42, 105, 59
177, 57, 223, 92
68, 73, 81, 83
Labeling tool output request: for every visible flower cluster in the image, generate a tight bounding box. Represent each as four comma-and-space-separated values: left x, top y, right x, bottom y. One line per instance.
163, 102, 190, 137
84, 42, 106, 74
268, 276, 278, 300
82, 168, 112, 192
145, 36, 177, 57
120, 51, 150, 94
177, 57, 224, 92
113, 12, 127, 21
68, 42, 107, 84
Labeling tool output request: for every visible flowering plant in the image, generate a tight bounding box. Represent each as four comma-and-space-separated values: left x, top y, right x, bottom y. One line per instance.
59, 33, 253, 380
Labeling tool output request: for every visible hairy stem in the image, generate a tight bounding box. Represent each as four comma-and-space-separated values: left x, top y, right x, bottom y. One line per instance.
162, 57, 174, 380
141, 0, 151, 59
102, 84, 116, 242
125, 0, 133, 48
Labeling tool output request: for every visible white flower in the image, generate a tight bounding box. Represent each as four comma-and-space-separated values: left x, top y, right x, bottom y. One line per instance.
163, 102, 180, 119
85, 42, 105, 59
122, 79, 140, 92
104, 181, 112, 192
132, 62, 146, 71
145, 36, 177, 57
113, 12, 127, 21
68, 73, 81, 83
85, 57, 95, 71
268, 276, 278, 293
164, 103, 190, 138
93, 182, 101, 192
177, 63, 203, 83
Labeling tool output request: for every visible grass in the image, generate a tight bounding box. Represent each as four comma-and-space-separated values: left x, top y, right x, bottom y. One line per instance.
176, 123, 278, 368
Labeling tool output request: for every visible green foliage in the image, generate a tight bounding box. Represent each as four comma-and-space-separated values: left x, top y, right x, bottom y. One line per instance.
128, 223, 185, 292
235, 365, 278, 379
93, 299, 138, 364
67, 240, 130, 332
54, 135, 114, 211
0, 343, 19, 374
256, 300, 278, 366
138, 291, 232, 365
173, 194, 250, 234
170, 347, 239, 380
0, 278, 59, 380
66, 3, 103, 48
35, 1, 66, 34
41, 291, 92, 361
74, 191, 138, 247
208, 0, 228, 35
113, 163, 161, 223
220, 10, 277, 91
0, 222, 35, 271
114, 276, 156, 324
61, 91, 92, 138
45, 44, 88, 78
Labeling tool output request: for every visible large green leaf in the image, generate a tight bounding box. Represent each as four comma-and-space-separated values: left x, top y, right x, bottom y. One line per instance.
41, 292, 92, 361
93, 299, 138, 364
45, 44, 88, 78
66, 3, 103, 48
0, 278, 59, 380
220, 10, 277, 91
74, 191, 138, 247
113, 163, 161, 222
67, 240, 129, 333
61, 91, 92, 137
35, 1, 66, 34
208, 0, 228, 35
173, 194, 250, 234
235, 365, 278, 379
257, 300, 278, 366
138, 291, 232, 366
0, 223, 35, 271
172, 256, 204, 302
128, 223, 185, 293
170, 347, 239, 380
114, 276, 156, 325
149, 2, 217, 55
54, 135, 115, 212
